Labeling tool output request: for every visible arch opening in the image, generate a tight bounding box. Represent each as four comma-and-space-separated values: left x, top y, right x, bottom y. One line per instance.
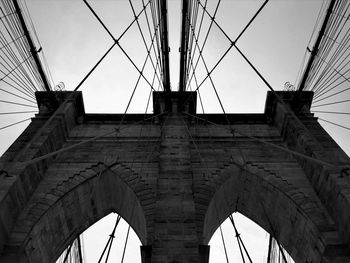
202, 163, 326, 263
22, 164, 147, 263
209, 212, 294, 262
55, 212, 142, 263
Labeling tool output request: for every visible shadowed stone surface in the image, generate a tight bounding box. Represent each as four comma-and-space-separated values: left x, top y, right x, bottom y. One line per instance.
0, 91, 349, 262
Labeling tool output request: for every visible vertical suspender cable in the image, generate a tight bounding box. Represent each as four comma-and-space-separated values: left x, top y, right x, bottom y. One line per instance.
298, 0, 337, 91
12, 0, 52, 92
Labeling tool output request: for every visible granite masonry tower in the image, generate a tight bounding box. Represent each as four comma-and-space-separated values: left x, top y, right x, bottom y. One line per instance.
1, 0, 350, 262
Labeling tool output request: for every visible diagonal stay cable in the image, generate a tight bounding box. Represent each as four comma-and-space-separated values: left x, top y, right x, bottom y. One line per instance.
119, 30, 160, 126
188, 24, 230, 126
186, 0, 221, 91
142, 0, 164, 90
0, 87, 36, 104
229, 214, 253, 263
186, 0, 207, 86
312, 110, 350, 115
149, 1, 164, 87
0, 117, 31, 130
18, 10, 161, 167
312, 54, 350, 103
82, 0, 155, 90
311, 98, 350, 108
234, 0, 269, 44
116, 42, 155, 90
229, 215, 246, 263
0, 110, 36, 115
11, 41, 117, 164
120, 225, 131, 263
0, 99, 36, 108
82, 0, 116, 41
318, 117, 350, 131
193, 40, 233, 92
219, 225, 230, 263
97, 214, 121, 263
129, 0, 163, 90
189, 0, 270, 91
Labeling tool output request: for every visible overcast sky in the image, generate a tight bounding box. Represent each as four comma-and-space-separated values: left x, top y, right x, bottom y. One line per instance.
1, 0, 338, 262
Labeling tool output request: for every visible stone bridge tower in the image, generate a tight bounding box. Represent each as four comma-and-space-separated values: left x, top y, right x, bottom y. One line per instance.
0, 90, 349, 262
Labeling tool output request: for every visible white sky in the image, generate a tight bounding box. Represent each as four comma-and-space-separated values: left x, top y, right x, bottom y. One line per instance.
3, 0, 346, 262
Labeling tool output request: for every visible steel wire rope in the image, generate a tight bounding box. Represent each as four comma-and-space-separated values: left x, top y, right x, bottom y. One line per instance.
0, 53, 36, 95
120, 225, 131, 263
312, 110, 350, 115
229, 214, 253, 263
306, 1, 349, 94
0, 51, 33, 87
141, 0, 164, 90
1, 1, 43, 91
82, 0, 156, 91
12, 39, 117, 165
308, 29, 350, 96
0, 110, 36, 115
193, 3, 350, 171
190, 0, 270, 92
183, 0, 270, 120
0, 99, 35, 107
188, 23, 230, 126
313, 76, 350, 104
8, 1, 41, 86
219, 225, 230, 263
185, 0, 207, 91
188, 60, 206, 114
318, 117, 350, 131
313, 42, 350, 99
181, 107, 253, 263
97, 214, 121, 262
184, 0, 272, 176
129, 0, 163, 91
182, 79, 251, 263
0, 5, 40, 94
229, 39, 350, 173
118, 23, 161, 127
311, 12, 350, 98
185, 0, 221, 91
185, 0, 199, 83
0, 8, 15, 19
0, 87, 36, 104
22, 0, 56, 91
0, 117, 31, 130
311, 21, 350, 99
0, 33, 24, 50
118, 34, 163, 177
304, 5, 343, 93
149, 1, 163, 89
0, 23, 39, 91
260, 201, 288, 263
312, 98, 350, 108
0, 77, 34, 101
315, 41, 350, 102
0, 30, 37, 95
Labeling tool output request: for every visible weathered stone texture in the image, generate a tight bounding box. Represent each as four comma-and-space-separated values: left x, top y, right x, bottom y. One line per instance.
0, 91, 349, 262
